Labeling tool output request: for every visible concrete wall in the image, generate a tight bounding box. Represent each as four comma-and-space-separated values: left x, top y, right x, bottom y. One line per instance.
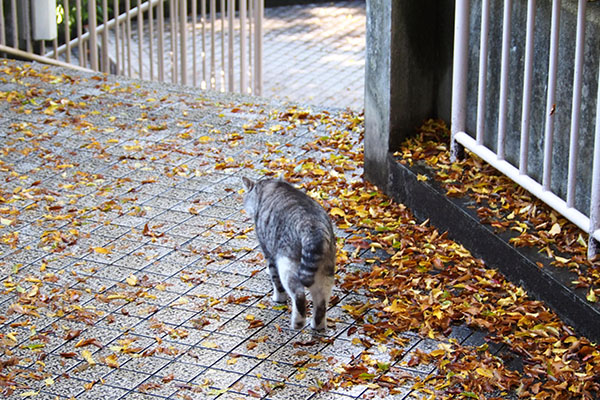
364, 0, 454, 191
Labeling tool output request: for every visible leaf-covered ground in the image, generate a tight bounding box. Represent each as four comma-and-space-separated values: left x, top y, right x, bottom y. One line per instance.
0, 60, 599, 400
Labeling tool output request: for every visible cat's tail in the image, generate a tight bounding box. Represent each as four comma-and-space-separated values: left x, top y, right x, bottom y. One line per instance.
299, 229, 329, 287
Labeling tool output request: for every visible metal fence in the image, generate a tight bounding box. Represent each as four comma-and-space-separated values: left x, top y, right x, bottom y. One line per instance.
450, 0, 600, 258
0, 0, 263, 95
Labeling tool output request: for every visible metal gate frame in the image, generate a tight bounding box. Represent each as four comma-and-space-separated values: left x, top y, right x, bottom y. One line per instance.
0, 0, 263, 95
450, 0, 600, 258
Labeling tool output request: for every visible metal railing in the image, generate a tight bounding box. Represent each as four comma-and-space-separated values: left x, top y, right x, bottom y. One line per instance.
451, 0, 600, 258
0, 0, 263, 95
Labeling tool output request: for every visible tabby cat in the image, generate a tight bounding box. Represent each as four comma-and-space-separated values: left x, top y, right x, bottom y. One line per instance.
242, 177, 335, 330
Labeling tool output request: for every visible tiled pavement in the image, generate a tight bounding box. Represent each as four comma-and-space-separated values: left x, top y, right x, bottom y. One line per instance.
262, 1, 366, 110
0, 60, 490, 399
121, 1, 365, 111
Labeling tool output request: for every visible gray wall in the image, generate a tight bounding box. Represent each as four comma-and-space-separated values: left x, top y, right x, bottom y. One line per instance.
364, 0, 454, 190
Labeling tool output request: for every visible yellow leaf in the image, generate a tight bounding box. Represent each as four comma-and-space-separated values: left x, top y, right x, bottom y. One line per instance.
125, 275, 138, 286
81, 350, 96, 365
202, 341, 218, 349
104, 354, 119, 368
198, 136, 213, 143
330, 207, 346, 218
6, 332, 18, 342
295, 372, 306, 380
0, 217, 13, 226
587, 289, 597, 303
44, 377, 54, 386
19, 390, 39, 397
554, 256, 570, 264
92, 246, 111, 254
476, 367, 494, 378
417, 174, 428, 182
548, 223, 561, 236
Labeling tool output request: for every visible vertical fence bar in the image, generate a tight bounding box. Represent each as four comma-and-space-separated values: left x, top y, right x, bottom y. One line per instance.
158, 0, 164, 82
497, 0, 512, 160
126, 0, 132, 76
180, 0, 187, 85
228, 0, 234, 92
64, 0, 71, 64
76, 0, 83, 67
171, 0, 178, 84
240, 0, 247, 93
210, 0, 217, 89
254, 0, 262, 95
589, 52, 600, 258
89, 0, 99, 71
451, 0, 470, 161
149, 2, 154, 81
210, 0, 216, 89
201, 0, 207, 88
137, 0, 144, 79
567, 0, 586, 208
10, 0, 17, 48
24, 0, 32, 54
52, 37, 58, 60
543, 0, 561, 191
0, 2, 4, 49
221, 0, 226, 91
520, 0, 536, 174
102, 0, 109, 72
121, 15, 126, 74
191, 0, 197, 86
476, 0, 490, 145
248, 0, 253, 93
114, 0, 120, 75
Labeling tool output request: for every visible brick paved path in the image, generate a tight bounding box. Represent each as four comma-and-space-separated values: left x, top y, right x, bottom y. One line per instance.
262, 1, 365, 110
108, 1, 366, 111
0, 60, 484, 400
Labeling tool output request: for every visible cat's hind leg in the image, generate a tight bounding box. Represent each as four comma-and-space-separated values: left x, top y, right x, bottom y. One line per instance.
309, 274, 333, 331
276, 256, 306, 329
268, 260, 287, 303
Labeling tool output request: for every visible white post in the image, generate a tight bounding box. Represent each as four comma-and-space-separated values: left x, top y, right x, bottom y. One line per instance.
450, 0, 470, 161
497, 0, 512, 161
543, 0, 561, 191
519, 0, 536, 175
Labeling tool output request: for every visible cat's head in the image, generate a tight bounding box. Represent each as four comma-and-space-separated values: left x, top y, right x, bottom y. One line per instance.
242, 177, 259, 217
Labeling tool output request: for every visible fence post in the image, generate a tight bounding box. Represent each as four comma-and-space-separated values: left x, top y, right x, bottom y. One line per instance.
254, 0, 263, 96
88, 0, 98, 70
450, 0, 469, 161
180, 0, 187, 85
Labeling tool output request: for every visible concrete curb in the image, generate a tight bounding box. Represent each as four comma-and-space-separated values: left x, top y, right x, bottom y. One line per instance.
385, 153, 600, 343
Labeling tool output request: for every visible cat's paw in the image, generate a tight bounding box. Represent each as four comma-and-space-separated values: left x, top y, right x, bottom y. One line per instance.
311, 318, 326, 331
272, 290, 287, 303
291, 315, 306, 330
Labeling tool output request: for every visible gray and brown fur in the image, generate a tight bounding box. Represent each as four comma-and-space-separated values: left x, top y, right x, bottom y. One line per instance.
242, 177, 335, 330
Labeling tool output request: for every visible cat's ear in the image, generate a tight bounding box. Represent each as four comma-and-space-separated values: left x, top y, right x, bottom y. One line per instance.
242, 177, 254, 191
